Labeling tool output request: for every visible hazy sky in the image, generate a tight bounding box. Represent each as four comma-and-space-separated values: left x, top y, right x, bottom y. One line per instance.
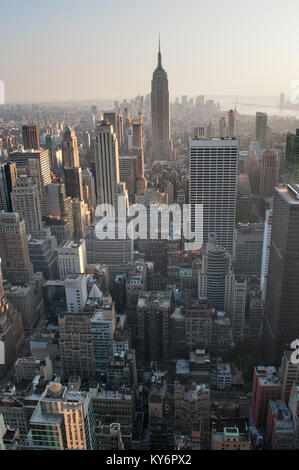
1, 0, 299, 103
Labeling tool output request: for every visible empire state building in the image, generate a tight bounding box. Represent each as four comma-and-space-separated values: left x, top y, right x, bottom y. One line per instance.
150, 40, 172, 161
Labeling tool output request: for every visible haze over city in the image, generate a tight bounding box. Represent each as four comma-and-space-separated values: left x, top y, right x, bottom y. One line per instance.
2, 0, 299, 456
1, 0, 299, 103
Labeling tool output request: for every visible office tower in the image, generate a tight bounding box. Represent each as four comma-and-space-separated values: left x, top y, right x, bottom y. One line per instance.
260, 209, 272, 300
247, 277, 264, 339
262, 185, 299, 364
104, 112, 117, 135
9, 148, 51, 218
11, 176, 42, 236
228, 109, 235, 138
129, 146, 144, 178
95, 120, 125, 209
219, 117, 227, 138
189, 137, 238, 252
136, 291, 173, 364
72, 199, 90, 241
0, 212, 34, 283
199, 233, 247, 341
44, 183, 74, 237
46, 219, 71, 245
150, 40, 172, 161
65, 273, 88, 313
256, 112, 267, 148
64, 167, 83, 200
90, 295, 116, 371
0, 259, 25, 378
125, 261, 147, 338
5, 272, 44, 332
0, 162, 17, 212
82, 169, 96, 222
29, 382, 95, 450
185, 299, 213, 350
22, 125, 40, 150
230, 275, 247, 342
28, 228, 58, 280
233, 223, 264, 275
206, 121, 215, 138
198, 233, 231, 311
59, 312, 94, 380
251, 366, 282, 429
260, 150, 278, 198
83, 131, 91, 150
280, 347, 299, 404
85, 222, 134, 280
56, 239, 87, 280
279, 92, 285, 109
62, 126, 80, 168
132, 114, 143, 148
119, 155, 138, 203
285, 129, 299, 182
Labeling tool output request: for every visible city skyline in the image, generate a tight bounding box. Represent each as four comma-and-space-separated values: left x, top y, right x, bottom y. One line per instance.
1, 0, 299, 103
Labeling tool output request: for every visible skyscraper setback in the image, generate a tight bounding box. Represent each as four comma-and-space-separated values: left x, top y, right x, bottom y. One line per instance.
150, 40, 172, 161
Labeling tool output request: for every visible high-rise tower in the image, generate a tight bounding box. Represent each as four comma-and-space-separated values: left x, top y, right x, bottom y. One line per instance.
62, 126, 80, 168
22, 125, 40, 150
262, 184, 299, 365
0, 212, 34, 283
150, 38, 172, 162
189, 137, 238, 253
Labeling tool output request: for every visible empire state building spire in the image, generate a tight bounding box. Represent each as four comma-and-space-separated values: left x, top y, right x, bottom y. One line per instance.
157, 34, 162, 69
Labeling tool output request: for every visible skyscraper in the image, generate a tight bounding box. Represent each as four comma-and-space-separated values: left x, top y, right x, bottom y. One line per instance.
285, 129, 299, 182
62, 126, 80, 168
150, 39, 172, 161
259, 150, 278, 198
262, 184, 299, 364
0, 212, 34, 284
9, 148, 51, 218
64, 167, 83, 200
0, 259, 24, 378
95, 120, 120, 208
256, 112, 267, 149
0, 162, 17, 212
11, 176, 43, 235
260, 209, 273, 301
22, 125, 40, 150
228, 109, 235, 138
94, 120, 128, 213
189, 137, 238, 252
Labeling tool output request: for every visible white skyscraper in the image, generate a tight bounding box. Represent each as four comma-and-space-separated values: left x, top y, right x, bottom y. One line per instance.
56, 239, 87, 280
189, 137, 238, 252
260, 209, 272, 301
65, 273, 88, 313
